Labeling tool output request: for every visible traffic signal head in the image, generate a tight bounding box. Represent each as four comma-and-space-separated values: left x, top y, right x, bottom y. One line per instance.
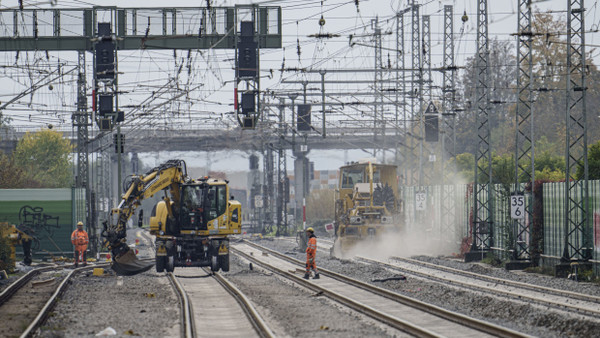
241, 92, 255, 113
96, 23, 115, 80
237, 21, 257, 78
98, 94, 113, 116
425, 114, 439, 142
297, 104, 311, 131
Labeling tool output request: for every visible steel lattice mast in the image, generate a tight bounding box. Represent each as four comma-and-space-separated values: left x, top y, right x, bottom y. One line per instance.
411, 1, 421, 187
396, 8, 410, 183
470, 0, 493, 256
513, 0, 535, 261
563, 0, 591, 262
74, 50, 96, 254
421, 15, 432, 186
441, 5, 457, 242
373, 17, 384, 160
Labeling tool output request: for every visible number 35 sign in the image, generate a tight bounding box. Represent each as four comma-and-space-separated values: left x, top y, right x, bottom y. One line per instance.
510, 193, 525, 219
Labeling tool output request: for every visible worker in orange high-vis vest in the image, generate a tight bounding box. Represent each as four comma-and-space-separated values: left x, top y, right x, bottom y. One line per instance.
304, 227, 320, 279
71, 221, 89, 267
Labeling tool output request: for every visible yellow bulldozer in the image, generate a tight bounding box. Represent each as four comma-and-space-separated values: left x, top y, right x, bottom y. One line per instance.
331, 161, 403, 256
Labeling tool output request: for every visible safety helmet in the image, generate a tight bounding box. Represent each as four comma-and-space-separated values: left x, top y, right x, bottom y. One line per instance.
77, 221, 84, 226
306, 227, 314, 233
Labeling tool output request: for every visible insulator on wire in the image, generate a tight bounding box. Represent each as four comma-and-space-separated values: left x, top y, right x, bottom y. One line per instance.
297, 38, 301, 59
319, 15, 326, 27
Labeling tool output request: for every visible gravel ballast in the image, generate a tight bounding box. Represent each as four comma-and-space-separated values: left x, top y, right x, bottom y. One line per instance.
222, 253, 406, 338
253, 237, 600, 338
35, 269, 180, 337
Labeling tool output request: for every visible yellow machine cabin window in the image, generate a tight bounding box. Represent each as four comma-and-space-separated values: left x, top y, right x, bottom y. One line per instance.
341, 169, 364, 188
207, 185, 227, 220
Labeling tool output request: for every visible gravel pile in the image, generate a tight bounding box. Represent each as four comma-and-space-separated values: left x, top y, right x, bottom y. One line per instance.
253, 237, 600, 338
223, 253, 406, 338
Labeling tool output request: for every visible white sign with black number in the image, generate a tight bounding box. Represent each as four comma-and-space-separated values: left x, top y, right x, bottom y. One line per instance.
254, 195, 263, 208
415, 191, 427, 211
510, 194, 525, 219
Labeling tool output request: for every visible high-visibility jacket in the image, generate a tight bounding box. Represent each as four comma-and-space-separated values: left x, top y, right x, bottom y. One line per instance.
71, 229, 89, 249
306, 234, 317, 257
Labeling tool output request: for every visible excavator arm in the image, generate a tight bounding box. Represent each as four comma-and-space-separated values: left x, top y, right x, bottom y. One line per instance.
102, 160, 188, 275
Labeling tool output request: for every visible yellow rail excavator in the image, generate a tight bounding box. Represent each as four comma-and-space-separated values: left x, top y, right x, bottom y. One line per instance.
331, 161, 403, 256
102, 159, 242, 275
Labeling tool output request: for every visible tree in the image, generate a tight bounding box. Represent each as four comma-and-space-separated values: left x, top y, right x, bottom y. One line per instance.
0, 151, 42, 188
456, 38, 517, 155
576, 140, 600, 180
454, 152, 475, 182
13, 129, 73, 188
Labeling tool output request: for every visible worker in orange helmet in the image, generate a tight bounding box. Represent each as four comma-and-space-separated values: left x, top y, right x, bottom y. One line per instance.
303, 227, 320, 279
71, 221, 89, 267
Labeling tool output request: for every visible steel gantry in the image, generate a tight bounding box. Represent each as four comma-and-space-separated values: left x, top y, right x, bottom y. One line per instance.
513, 0, 535, 262
441, 5, 458, 243
468, 0, 494, 260
0, 5, 282, 250
563, 0, 592, 262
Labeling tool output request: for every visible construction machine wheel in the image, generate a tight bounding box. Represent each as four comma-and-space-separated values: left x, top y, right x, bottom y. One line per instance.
210, 255, 220, 272
218, 254, 230, 272
156, 255, 165, 273
166, 254, 175, 273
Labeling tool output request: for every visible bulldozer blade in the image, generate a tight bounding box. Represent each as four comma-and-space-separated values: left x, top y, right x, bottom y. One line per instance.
111, 249, 153, 276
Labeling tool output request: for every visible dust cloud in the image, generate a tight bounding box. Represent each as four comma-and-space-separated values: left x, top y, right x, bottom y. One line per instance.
339, 223, 461, 261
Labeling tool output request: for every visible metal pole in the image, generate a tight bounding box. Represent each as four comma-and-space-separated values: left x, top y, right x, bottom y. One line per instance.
563, 0, 590, 262
320, 70, 326, 138
471, 0, 493, 255
513, 0, 534, 261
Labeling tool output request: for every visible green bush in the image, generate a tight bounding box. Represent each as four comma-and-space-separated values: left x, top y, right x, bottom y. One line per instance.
481, 252, 503, 267
0, 235, 15, 273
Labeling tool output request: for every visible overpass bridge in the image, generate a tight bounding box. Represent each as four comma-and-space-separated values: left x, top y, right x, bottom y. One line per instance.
0, 126, 406, 154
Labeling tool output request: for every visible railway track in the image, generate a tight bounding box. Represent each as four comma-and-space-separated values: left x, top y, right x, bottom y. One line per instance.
310, 237, 600, 318
233, 240, 529, 338
364, 255, 600, 317
141, 228, 274, 338
168, 268, 274, 338
0, 263, 108, 338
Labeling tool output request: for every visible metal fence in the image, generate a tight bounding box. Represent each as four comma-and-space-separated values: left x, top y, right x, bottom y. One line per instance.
402, 181, 598, 275
543, 181, 600, 275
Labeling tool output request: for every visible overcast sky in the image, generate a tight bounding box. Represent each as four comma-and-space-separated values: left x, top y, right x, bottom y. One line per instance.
1, 0, 598, 172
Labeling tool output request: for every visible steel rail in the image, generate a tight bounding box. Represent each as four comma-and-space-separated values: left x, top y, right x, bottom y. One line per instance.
390, 255, 600, 305
230, 246, 442, 338
360, 255, 600, 318
239, 240, 530, 338
168, 272, 196, 338
0, 265, 57, 306
209, 269, 275, 338
20, 263, 109, 338
297, 237, 600, 318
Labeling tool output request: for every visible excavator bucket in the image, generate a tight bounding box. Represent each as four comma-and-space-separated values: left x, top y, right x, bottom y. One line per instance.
111, 248, 153, 276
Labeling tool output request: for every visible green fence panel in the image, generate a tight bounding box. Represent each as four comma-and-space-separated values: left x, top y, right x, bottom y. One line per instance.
0, 188, 83, 257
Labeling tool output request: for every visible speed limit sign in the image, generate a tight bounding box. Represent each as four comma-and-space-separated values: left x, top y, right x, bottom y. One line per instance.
415, 191, 427, 211
510, 193, 525, 219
